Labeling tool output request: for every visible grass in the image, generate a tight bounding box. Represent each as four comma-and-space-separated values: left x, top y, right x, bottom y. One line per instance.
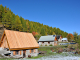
27, 46, 58, 59
39, 45, 67, 51
28, 45, 67, 59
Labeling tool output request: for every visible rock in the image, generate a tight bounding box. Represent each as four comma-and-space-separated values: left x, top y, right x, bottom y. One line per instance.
28, 55, 31, 58
52, 50, 54, 52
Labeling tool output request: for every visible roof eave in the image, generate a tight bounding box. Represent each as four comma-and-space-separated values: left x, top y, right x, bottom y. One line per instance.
38, 41, 54, 42
9, 46, 39, 51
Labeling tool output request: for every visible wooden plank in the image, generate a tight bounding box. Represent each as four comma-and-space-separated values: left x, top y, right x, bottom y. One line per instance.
13, 51, 16, 55
34, 49, 36, 53
30, 50, 31, 53
20, 51, 21, 55
9, 47, 39, 50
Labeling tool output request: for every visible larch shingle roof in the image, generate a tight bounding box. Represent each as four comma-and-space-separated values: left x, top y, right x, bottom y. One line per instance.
0, 30, 39, 50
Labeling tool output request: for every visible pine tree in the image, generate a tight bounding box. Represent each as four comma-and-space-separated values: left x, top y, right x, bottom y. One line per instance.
73, 32, 78, 42
2, 10, 12, 29
77, 35, 80, 48
20, 17, 27, 32
26, 20, 29, 32
11, 14, 16, 30
15, 15, 22, 31
40, 28, 46, 36
0, 5, 4, 23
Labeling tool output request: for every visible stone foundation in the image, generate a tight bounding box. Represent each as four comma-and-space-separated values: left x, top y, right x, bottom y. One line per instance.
39, 42, 54, 46
10, 49, 38, 58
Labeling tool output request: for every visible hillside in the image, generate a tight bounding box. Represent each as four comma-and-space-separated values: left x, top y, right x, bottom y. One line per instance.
0, 23, 4, 39
0, 4, 68, 40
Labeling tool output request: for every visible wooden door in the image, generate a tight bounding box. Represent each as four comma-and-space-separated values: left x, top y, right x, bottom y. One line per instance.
23, 50, 26, 58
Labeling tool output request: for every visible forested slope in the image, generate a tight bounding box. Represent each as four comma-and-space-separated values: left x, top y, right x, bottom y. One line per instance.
0, 4, 68, 40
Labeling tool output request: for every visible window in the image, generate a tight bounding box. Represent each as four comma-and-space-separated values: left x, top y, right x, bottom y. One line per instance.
48, 42, 50, 44
16, 51, 19, 55
31, 49, 33, 53
42, 42, 44, 43
30, 49, 34, 53
20, 51, 22, 55
53, 35, 56, 37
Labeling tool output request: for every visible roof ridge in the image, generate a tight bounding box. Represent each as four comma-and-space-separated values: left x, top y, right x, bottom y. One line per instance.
5, 30, 32, 34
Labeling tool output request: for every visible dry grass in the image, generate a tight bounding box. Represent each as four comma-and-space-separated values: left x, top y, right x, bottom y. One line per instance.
67, 44, 79, 49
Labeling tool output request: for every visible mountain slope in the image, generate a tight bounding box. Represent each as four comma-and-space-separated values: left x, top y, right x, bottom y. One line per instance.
0, 5, 68, 40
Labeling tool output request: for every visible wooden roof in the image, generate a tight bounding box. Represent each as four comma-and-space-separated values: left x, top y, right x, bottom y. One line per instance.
0, 30, 39, 50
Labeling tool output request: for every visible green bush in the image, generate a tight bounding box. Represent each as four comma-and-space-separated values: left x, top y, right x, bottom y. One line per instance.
41, 44, 42, 46
49, 44, 53, 46
45, 44, 47, 46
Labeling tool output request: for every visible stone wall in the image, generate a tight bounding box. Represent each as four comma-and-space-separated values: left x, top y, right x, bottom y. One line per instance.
62, 40, 68, 42
10, 49, 38, 58
26, 49, 38, 57
39, 42, 54, 46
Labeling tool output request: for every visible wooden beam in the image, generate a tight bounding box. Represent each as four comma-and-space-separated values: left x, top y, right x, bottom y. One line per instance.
9, 47, 39, 51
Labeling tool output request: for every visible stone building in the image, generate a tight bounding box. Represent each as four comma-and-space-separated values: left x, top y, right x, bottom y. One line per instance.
0, 30, 39, 58
38, 35, 57, 46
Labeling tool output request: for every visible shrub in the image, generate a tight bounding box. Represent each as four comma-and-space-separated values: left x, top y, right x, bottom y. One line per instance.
45, 44, 47, 46
41, 44, 42, 46
49, 44, 53, 46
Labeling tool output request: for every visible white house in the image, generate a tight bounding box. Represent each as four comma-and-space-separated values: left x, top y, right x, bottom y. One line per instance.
62, 38, 68, 42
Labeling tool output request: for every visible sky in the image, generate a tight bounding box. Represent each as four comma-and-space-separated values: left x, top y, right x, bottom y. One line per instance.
0, 0, 80, 34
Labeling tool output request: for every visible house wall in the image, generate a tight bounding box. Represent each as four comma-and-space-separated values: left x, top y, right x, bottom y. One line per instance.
10, 49, 38, 58
58, 38, 62, 42
1, 35, 8, 48
10, 50, 23, 57
39, 42, 54, 46
54, 41, 57, 46
26, 49, 38, 57
62, 40, 68, 42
